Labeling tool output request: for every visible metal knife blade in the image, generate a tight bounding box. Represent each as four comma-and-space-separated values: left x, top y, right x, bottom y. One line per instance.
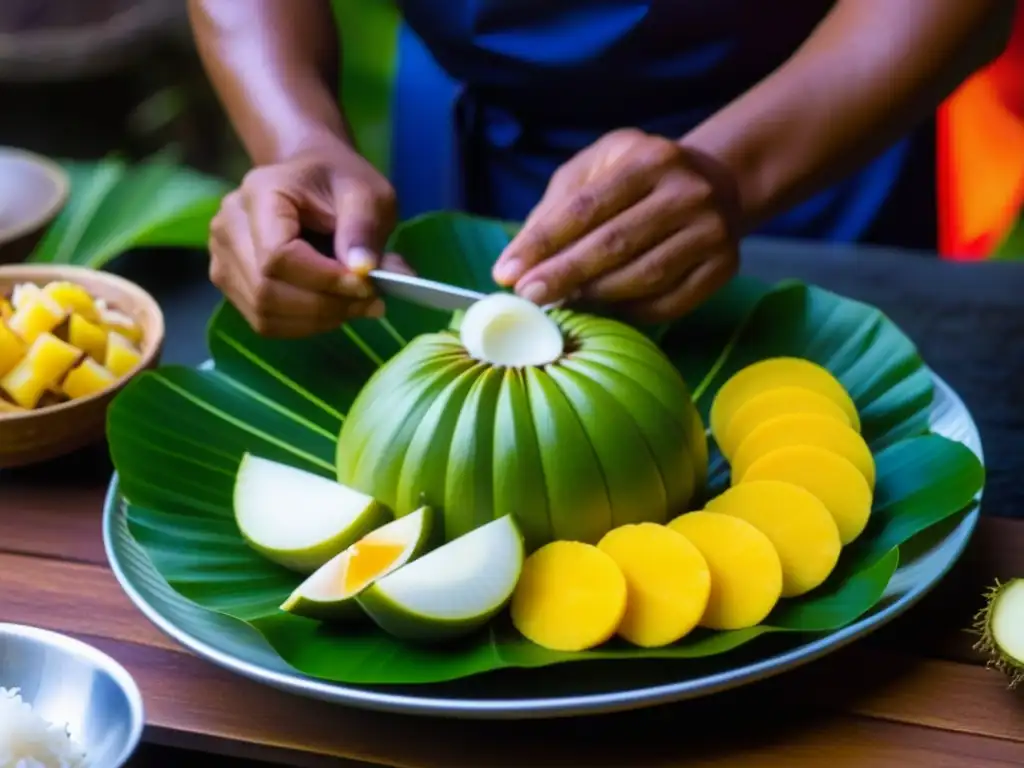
367, 270, 486, 312
300, 228, 486, 312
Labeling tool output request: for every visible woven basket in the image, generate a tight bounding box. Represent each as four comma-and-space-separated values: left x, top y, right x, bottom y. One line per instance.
0, 0, 185, 82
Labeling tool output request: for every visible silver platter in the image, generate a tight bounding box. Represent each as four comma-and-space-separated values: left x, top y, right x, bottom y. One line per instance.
103, 370, 983, 719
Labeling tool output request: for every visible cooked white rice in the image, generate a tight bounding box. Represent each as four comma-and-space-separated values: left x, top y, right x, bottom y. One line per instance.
0, 687, 86, 768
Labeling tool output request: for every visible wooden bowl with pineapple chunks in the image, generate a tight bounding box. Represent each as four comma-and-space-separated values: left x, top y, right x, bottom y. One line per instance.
0, 264, 164, 468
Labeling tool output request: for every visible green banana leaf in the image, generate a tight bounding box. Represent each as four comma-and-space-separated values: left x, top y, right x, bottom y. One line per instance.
28, 155, 229, 269
106, 212, 985, 685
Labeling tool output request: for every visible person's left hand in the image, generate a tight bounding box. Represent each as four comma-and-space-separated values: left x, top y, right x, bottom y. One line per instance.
492, 128, 741, 323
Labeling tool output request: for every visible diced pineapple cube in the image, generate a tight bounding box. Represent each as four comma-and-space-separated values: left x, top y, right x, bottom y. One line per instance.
105, 332, 142, 377
1, 358, 48, 409
43, 281, 100, 322
62, 357, 117, 400
7, 291, 67, 344
0, 297, 12, 322
0, 319, 25, 378
24, 332, 82, 387
68, 313, 107, 362
0, 397, 25, 414
100, 307, 143, 346
11, 282, 41, 310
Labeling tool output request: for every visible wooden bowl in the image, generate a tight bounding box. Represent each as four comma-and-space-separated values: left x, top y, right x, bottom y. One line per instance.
0, 148, 70, 264
0, 264, 164, 468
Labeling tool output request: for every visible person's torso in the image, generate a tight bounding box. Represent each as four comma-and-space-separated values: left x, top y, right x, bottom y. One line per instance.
378, 0, 909, 242
397, 0, 836, 134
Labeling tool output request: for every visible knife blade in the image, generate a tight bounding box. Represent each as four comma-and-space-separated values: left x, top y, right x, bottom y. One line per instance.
367, 269, 487, 312
300, 228, 485, 312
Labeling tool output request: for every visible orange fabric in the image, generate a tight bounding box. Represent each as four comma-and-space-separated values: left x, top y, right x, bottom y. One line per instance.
938, 2, 1024, 259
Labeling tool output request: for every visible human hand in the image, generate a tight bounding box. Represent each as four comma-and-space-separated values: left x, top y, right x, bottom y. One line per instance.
491, 128, 741, 323
208, 137, 413, 338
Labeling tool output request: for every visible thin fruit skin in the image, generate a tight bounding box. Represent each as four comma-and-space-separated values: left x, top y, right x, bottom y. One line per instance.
335, 310, 707, 551
281, 591, 366, 623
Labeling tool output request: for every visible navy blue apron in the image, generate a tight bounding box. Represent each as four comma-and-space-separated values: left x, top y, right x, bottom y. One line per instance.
388, 0, 909, 242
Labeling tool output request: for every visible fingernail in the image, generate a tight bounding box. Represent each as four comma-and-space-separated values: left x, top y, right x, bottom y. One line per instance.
493, 258, 521, 285
367, 299, 386, 319
338, 273, 373, 298
519, 281, 548, 304
346, 247, 377, 274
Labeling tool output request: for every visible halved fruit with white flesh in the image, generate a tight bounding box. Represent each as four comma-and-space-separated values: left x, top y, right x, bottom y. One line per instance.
459, 292, 564, 367
234, 453, 391, 574
281, 506, 434, 621
358, 515, 525, 642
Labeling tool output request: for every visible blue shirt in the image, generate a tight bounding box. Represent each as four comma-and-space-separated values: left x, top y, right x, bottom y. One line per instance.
385, 0, 908, 242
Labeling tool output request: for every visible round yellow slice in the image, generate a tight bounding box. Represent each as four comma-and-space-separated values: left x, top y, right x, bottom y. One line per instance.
741, 445, 873, 545
510, 541, 628, 652
719, 386, 850, 459
710, 357, 859, 450
706, 480, 842, 597
597, 522, 711, 647
667, 511, 783, 630
731, 412, 876, 489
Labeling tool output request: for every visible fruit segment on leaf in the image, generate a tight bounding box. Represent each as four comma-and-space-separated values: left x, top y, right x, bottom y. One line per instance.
357, 514, 525, 642
281, 506, 433, 622
234, 453, 391, 574
710, 357, 860, 453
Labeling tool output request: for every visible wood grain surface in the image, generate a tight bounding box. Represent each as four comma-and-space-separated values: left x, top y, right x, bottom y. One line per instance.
1, 472, 1021, 768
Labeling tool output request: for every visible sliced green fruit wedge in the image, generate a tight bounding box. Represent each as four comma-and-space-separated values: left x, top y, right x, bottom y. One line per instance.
281, 506, 434, 622
234, 453, 391, 574
358, 515, 525, 642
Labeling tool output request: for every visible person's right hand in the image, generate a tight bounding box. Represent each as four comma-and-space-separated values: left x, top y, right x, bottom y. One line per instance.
208, 138, 411, 338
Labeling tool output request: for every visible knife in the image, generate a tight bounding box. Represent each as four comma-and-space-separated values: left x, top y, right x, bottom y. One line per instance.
301, 229, 485, 312
367, 269, 487, 312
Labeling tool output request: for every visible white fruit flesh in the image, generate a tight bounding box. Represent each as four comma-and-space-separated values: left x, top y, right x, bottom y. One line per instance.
360, 516, 524, 639
459, 293, 563, 367
992, 579, 1024, 665
234, 453, 386, 572
291, 508, 429, 602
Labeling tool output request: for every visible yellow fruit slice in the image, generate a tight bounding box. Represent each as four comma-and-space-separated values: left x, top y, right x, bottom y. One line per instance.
510, 540, 627, 652
25, 332, 82, 387
0, 298, 12, 322
705, 481, 842, 598
105, 332, 142, 377
343, 540, 407, 594
0, 397, 25, 414
742, 445, 873, 545
99, 306, 143, 347
667, 511, 783, 630
7, 291, 66, 344
0, 319, 25, 378
731, 412, 876, 489
62, 357, 117, 400
43, 281, 99, 322
719, 385, 851, 459
68, 313, 108, 362
1, 358, 48, 409
597, 522, 711, 647
710, 357, 859, 449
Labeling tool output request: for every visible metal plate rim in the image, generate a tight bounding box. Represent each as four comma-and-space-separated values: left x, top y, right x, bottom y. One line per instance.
103, 370, 983, 719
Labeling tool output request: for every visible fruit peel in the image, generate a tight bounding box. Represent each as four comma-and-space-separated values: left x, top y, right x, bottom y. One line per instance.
971, 578, 1024, 689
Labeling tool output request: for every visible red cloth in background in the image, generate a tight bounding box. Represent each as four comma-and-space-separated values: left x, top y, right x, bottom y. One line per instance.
938, 2, 1024, 259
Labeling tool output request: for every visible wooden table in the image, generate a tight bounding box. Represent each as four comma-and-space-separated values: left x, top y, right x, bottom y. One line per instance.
2, 243, 1023, 767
